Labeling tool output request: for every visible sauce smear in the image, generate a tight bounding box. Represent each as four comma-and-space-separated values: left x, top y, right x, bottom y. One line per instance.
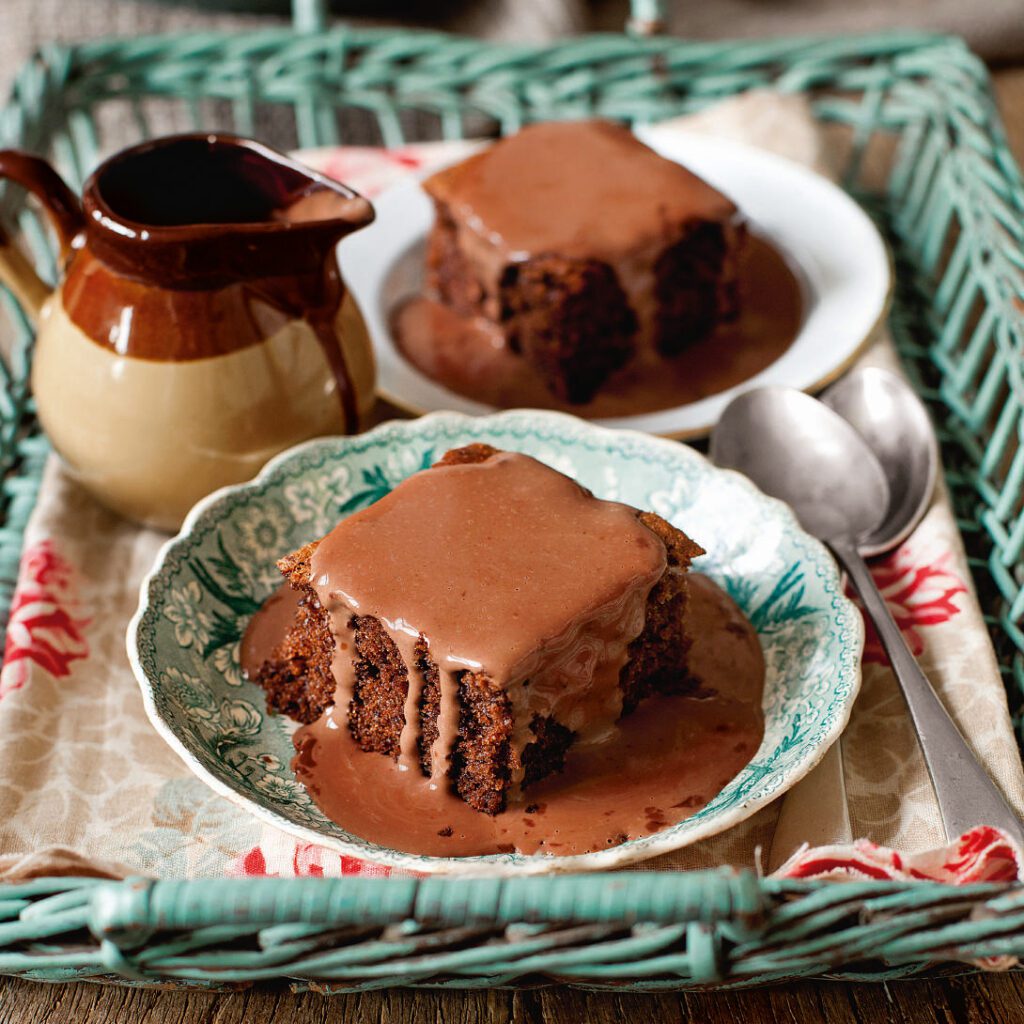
241, 581, 301, 677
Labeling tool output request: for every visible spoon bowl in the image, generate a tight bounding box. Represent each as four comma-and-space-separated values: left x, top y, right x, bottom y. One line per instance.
710, 386, 890, 544
823, 367, 938, 557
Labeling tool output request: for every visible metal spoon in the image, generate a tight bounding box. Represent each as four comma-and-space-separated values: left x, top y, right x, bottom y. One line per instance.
711, 386, 1024, 848
822, 367, 938, 559
764, 369, 937, 864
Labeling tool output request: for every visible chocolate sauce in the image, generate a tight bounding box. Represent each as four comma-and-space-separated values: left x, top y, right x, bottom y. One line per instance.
241, 581, 301, 680
309, 451, 668, 776
269, 573, 764, 858
304, 264, 360, 435
393, 233, 803, 419
424, 121, 736, 283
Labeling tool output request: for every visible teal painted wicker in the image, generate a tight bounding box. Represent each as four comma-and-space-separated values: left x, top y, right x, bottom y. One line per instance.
1, 0, 1024, 989
4, 871, 1024, 988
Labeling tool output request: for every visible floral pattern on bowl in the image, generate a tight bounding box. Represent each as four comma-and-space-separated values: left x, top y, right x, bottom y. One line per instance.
128, 409, 864, 876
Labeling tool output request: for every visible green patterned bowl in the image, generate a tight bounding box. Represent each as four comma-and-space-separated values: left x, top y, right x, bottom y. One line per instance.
128, 410, 863, 876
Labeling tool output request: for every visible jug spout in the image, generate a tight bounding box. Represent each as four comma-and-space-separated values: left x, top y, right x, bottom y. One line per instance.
269, 180, 375, 278
278, 185, 375, 232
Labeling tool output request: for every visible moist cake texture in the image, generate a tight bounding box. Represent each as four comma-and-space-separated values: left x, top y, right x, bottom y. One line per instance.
255, 444, 704, 814
422, 120, 744, 403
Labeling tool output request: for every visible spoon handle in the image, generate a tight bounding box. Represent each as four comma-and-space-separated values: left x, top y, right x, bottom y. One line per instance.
830, 537, 1024, 850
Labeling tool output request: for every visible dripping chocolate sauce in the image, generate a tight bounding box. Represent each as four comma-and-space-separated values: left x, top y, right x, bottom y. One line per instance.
242, 573, 766, 859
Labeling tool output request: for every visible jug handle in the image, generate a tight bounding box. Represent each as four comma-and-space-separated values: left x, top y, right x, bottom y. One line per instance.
0, 152, 84, 323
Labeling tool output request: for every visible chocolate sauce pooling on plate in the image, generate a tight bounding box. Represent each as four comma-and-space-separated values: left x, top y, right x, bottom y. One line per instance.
242, 573, 765, 858
393, 233, 803, 419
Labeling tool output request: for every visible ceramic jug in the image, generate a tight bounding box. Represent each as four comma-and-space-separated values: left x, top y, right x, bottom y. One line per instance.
0, 134, 377, 530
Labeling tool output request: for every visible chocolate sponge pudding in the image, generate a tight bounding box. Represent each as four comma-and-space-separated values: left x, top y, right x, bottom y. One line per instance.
244, 445, 766, 857
416, 120, 745, 405
253, 444, 702, 811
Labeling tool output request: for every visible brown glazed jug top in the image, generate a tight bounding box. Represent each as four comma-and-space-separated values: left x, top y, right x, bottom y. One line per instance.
80, 133, 375, 289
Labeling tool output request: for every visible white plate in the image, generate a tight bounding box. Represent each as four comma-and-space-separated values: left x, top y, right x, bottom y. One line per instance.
340, 131, 892, 438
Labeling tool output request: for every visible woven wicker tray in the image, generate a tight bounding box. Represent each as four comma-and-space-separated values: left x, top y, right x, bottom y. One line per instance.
1, 0, 1023, 990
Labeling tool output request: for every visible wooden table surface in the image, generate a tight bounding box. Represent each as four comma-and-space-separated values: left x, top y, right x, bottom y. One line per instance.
2, 62, 1023, 1024
2, 970, 1024, 1024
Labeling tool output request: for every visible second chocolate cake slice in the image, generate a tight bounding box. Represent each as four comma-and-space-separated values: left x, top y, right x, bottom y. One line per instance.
423, 120, 745, 403
255, 444, 704, 814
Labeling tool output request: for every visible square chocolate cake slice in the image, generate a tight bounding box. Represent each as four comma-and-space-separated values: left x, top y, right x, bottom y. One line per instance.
254, 444, 704, 814
422, 120, 744, 403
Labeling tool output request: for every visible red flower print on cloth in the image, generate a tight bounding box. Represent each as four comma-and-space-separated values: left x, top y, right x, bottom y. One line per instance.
312, 146, 427, 199
772, 825, 1023, 970
848, 537, 968, 665
300, 140, 483, 200
0, 540, 89, 699
228, 837, 395, 879
773, 825, 1022, 885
